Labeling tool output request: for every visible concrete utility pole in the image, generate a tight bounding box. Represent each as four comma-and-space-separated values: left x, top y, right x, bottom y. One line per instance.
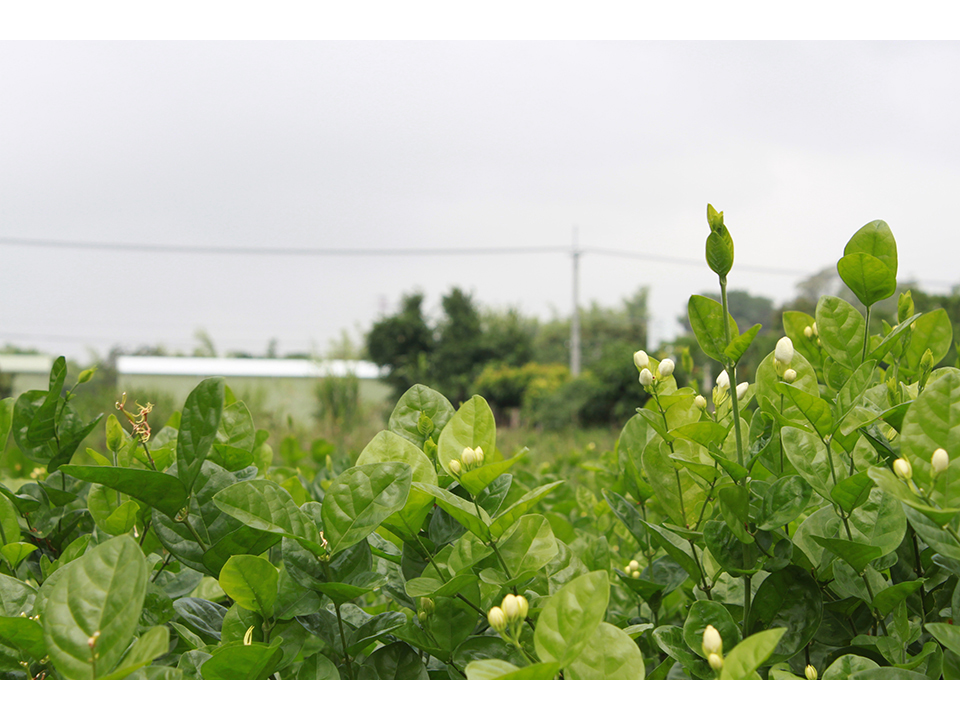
571, 225, 581, 377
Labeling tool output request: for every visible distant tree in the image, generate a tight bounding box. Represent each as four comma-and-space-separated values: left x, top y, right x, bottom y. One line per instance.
431, 288, 488, 405
366, 292, 434, 398
481, 308, 537, 368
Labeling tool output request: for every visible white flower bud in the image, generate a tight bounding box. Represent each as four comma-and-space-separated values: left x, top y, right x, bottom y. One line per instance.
783, 368, 797, 383
634, 350, 650, 370
631, 570, 640, 579
460, 446, 477, 468
932, 448, 949, 476
708, 653, 723, 672
448, 459, 462, 476
639, 368, 654, 387
736, 382, 749, 400
624, 565, 632, 574
487, 606, 507, 633
695, 395, 707, 410
628, 559, 640, 573
716, 370, 730, 390
893, 457, 913, 481
805, 664, 817, 680
702, 624, 723, 656
502, 594, 521, 621
474, 446, 484, 465
775, 337, 795, 367
515, 594, 528, 621
658, 358, 675, 378
804, 325, 813, 338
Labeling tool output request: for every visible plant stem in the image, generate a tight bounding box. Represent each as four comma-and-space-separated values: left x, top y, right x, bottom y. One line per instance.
179, 516, 207, 552
862, 304, 872, 364
151, 552, 173, 582
742, 574, 752, 634
334, 603, 355, 680
409, 534, 485, 619
652, 386, 688, 526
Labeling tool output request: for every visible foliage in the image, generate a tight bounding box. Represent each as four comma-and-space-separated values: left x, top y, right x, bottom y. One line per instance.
4, 207, 960, 682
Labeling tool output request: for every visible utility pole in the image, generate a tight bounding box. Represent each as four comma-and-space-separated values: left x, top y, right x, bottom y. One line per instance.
571, 225, 581, 377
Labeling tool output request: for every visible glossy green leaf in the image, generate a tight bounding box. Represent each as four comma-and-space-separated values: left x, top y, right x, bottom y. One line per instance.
0, 574, 36, 618
0, 617, 46, 659
565, 622, 645, 680
2, 542, 36, 569
42, 535, 147, 679
322, 462, 412, 556
100, 625, 170, 680
639, 519, 701, 582
219, 554, 279, 617
718, 485, 753, 544
458, 449, 528, 497
838, 252, 897, 307
177, 377, 224, 495
200, 642, 283, 680
26, 356, 66, 446
782, 310, 821, 366
780, 383, 833, 439
724, 324, 762, 365
720, 628, 786, 680
62, 464, 188, 519
822, 653, 879, 679
688, 295, 738, 363
705, 204, 734, 277
497, 514, 558, 579
816, 296, 865, 370
0, 493, 20, 546
357, 430, 438, 537
603, 489, 648, 547
780, 426, 833, 500
465, 658, 560, 680
437, 396, 496, 479
756, 475, 812, 531
830, 471, 874, 515
534, 570, 610, 668
683, 600, 740, 659
213, 479, 323, 554
217, 400, 255, 452
359, 641, 428, 680
904, 308, 953, 371
296, 652, 340, 680
704, 519, 761, 575
926, 622, 960, 656
488, 480, 563, 538
388, 384, 455, 448
749, 566, 822, 662
871, 580, 923, 616
843, 219, 897, 276
0, 396, 14, 461
850, 667, 931, 680
900, 370, 960, 506
810, 536, 882, 574
642, 437, 702, 528
652, 625, 712, 679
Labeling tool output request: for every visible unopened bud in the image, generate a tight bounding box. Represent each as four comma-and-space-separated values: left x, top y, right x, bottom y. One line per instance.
87, 631, 101, 649
804, 325, 813, 338
639, 368, 654, 387
420, 597, 435, 615
487, 606, 507, 633
932, 448, 949, 476
658, 358, 675, 379
448, 459, 462, 476
805, 664, 818, 681
775, 337, 794, 368
708, 653, 723, 672
811, 322, 818, 336
243, 625, 254, 646
783, 368, 797, 383
628, 559, 640, 573
418, 611, 429, 623
898, 291, 915, 324
702, 625, 723, 656
893, 457, 913, 481
515, 594, 528, 621
634, 350, 650, 370
736, 382, 748, 400
460, 446, 477, 468
631, 570, 640, 579
474, 446, 484, 465
695, 395, 707, 410
716, 370, 730, 390
502, 594, 520, 621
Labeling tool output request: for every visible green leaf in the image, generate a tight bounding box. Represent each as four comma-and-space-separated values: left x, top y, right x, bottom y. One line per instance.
720, 628, 786, 680
900, 370, 960, 506
671, 421, 729, 448
356, 430, 438, 537
748, 566, 822, 663
322, 462, 412, 556
42, 535, 148, 679
926, 622, 960, 656
565, 622, 645, 680
347, 611, 407, 656
411, 483, 491, 541
0, 617, 46, 660
704, 519, 762, 576
724, 324, 762, 365
534, 570, 610, 668
217, 400, 256, 452
61, 464, 188, 519
652, 625, 712, 679
0, 396, 14, 462
437, 395, 496, 479
905, 308, 953, 371
838, 252, 897, 307
822, 653, 880, 679
603, 490, 648, 547
830, 471, 874, 515
1, 542, 37, 569
200, 642, 283, 680
458, 449, 528, 497
219, 554, 279, 617
639, 519, 701, 582
850, 667, 931, 680
810, 536, 882, 573
682, 600, 740, 659
465, 658, 560, 680
497, 514, 558, 579
296, 652, 340, 680
100, 625, 170, 680
872, 581, 924, 616
705, 205, 734, 277
756, 475, 812, 531
26, 356, 66, 446
359, 641, 428, 680
781, 426, 833, 500
388, 384, 455, 448
816, 296, 865, 370
213, 479, 323, 554
844, 219, 898, 276
0, 493, 20, 546
718, 485, 753, 544
488, 480, 563, 538
177, 377, 225, 495
642, 437, 703, 528
780, 383, 833, 439
688, 295, 738, 363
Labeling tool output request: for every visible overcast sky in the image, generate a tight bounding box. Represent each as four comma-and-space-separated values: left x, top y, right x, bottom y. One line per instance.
2, 40, 959, 362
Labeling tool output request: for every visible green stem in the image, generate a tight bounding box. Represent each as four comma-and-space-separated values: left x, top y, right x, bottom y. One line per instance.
653, 386, 688, 526
688, 540, 712, 600
909, 526, 927, 620
151, 552, 173, 582
743, 574, 752, 634
410, 533, 485, 618
179, 516, 207, 552
719, 276, 745, 467
334, 603, 355, 680
862, 305, 872, 364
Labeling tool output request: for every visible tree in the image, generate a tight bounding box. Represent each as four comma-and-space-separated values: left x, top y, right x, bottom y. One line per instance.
431, 288, 487, 405
366, 292, 434, 398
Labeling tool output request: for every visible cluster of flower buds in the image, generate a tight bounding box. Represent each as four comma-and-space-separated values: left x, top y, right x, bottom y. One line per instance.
774, 337, 798, 383
418, 597, 435, 624
712, 371, 749, 408
487, 593, 529, 643
702, 624, 723, 673
635, 350, 675, 389
449, 445, 485, 477
803, 322, 819, 342
623, 559, 641, 579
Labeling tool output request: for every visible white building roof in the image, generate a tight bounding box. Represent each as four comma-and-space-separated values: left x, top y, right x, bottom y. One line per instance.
116, 356, 384, 380
0, 354, 54, 374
